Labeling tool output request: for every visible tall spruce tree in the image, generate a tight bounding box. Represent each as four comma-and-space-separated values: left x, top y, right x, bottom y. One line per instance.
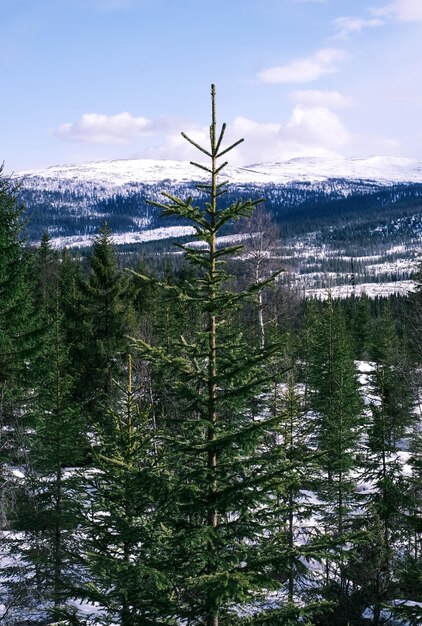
261, 352, 328, 625
396, 425, 422, 615
134, 85, 287, 626
304, 296, 363, 623
0, 166, 39, 428
363, 304, 415, 624
6, 290, 86, 623
31, 231, 59, 312
305, 297, 362, 534
78, 224, 134, 422
0, 166, 43, 537
79, 356, 174, 626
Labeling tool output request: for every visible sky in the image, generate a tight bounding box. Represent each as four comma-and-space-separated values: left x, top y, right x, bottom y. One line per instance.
2, 0, 422, 172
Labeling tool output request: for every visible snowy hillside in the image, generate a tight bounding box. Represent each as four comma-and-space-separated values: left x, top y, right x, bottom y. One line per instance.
13, 154, 422, 244
11, 155, 422, 299
15, 155, 422, 190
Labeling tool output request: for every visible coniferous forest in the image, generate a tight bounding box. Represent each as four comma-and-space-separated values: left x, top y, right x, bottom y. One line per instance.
1, 87, 422, 626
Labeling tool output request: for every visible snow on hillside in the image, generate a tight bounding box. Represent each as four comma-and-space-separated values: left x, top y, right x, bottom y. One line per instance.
15, 155, 422, 189
49, 225, 196, 249
304, 280, 416, 299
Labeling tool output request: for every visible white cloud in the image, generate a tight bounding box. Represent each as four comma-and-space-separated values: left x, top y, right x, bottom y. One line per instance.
258, 48, 345, 84
55, 112, 153, 144
231, 107, 350, 163
333, 16, 384, 39
291, 90, 353, 108
141, 106, 352, 165
55, 105, 400, 167
141, 125, 211, 161
374, 0, 422, 22
281, 106, 351, 149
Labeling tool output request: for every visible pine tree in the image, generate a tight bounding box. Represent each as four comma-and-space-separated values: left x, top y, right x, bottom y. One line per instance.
78, 224, 134, 422
260, 351, 328, 625
350, 292, 372, 360
395, 421, 422, 620
4, 285, 86, 622
306, 297, 362, 534
0, 166, 39, 427
79, 356, 174, 626
0, 166, 43, 540
362, 304, 415, 624
31, 231, 59, 312
134, 85, 284, 626
304, 296, 363, 623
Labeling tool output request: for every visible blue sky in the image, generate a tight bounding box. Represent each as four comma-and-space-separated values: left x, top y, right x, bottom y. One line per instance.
2, 0, 422, 171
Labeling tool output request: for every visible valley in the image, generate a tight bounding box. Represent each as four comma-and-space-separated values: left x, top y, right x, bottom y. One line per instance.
14, 155, 422, 298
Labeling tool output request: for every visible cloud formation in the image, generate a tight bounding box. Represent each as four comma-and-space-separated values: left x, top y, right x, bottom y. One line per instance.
375, 0, 422, 22
333, 16, 384, 39
140, 105, 352, 165
54, 99, 398, 168
55, 112, 153, 144
291, 90, 353, 109
258, 48, 345, 84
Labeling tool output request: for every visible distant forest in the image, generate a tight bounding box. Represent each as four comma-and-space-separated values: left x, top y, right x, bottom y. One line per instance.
18, 176, 422, 254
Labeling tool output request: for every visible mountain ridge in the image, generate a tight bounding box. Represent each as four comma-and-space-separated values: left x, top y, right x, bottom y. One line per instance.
14, 155, 422, 189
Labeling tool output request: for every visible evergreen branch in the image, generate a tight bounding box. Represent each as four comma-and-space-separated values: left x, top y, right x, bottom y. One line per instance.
181, 131, 212, 157
132, 338, 193, 373
216, 137, 244, 158
245, 269, 284, 294
215, 161, 228, 175
181, 250, 212, 269
214, 245, 244, 258
148, 193, 210, 228
215, 122, 226, 155
215, 198, 263, 229
190, 161, 213, 174
127, 269, 193, 299
147, 192, 189, 209
194, 182, 229, 199
217, 352, 288, 386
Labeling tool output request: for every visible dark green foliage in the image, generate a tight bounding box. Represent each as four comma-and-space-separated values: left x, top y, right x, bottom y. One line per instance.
80, 357, 175, 625
261, 358, 327, 620
357, 303, 417, 623
3, 87, 422, 626
0, 166, 40, 425
31, 231, 60, 312
134, 86, 287, 626
303, 297, 365, 622
4, 288, 86, 622
350, 292, 373, 360
305, 297, 362, 512
77, 224, 135, 421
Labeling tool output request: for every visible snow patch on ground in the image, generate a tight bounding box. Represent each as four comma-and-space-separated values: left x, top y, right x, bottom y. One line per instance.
304, 280, 416, 299
49, 226, 196, 249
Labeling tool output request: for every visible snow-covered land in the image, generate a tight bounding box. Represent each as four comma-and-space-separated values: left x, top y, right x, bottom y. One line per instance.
11, 155, 422, 299
15, 155, 422, 188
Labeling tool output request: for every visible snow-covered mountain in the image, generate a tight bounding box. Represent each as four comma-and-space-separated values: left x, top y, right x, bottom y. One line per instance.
11, 155, 422, 298
15, 155, 422, 190
12, 155, 422, 258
